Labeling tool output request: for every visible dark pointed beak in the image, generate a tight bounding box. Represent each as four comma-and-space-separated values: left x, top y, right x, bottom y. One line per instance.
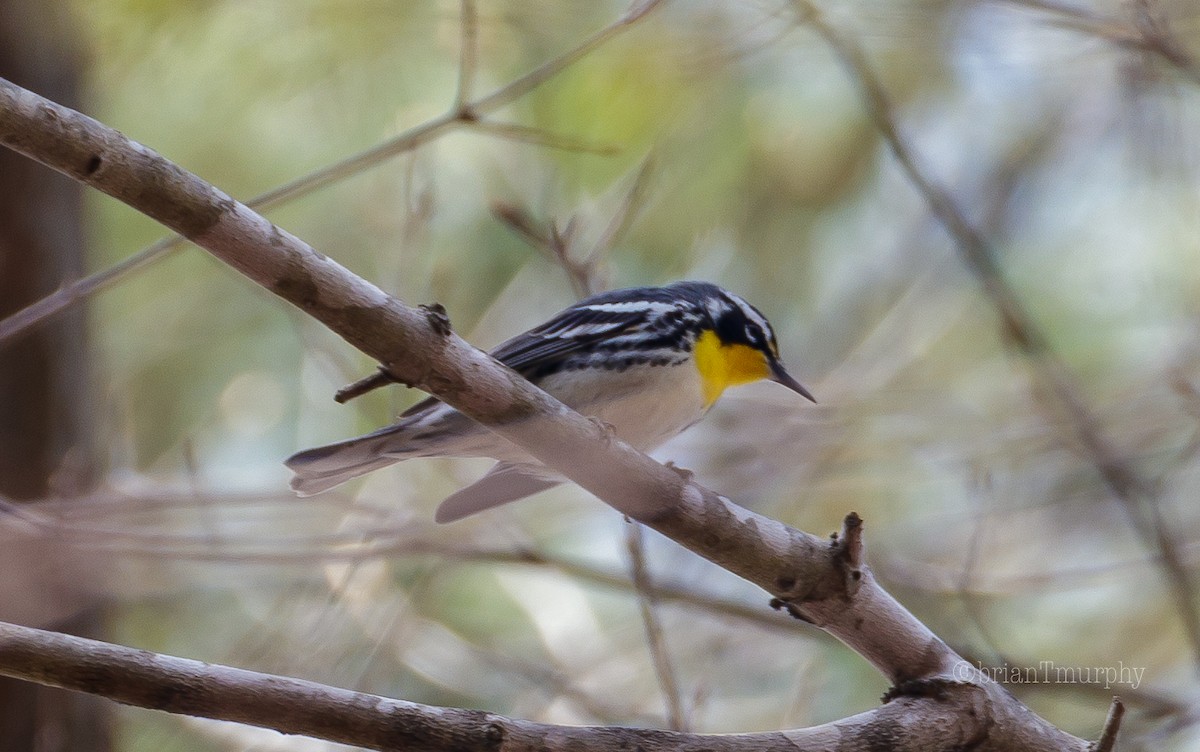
770, 360, 817, 403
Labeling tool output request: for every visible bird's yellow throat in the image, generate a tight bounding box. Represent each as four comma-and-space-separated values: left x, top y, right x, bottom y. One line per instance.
693, 329, 771, 407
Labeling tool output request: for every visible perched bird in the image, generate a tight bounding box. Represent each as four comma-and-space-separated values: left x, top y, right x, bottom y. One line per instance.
287, 281, 814, 522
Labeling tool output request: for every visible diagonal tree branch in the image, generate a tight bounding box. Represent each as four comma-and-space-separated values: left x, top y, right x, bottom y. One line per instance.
0, 619, 1004, 752
0, 76, 1100, 751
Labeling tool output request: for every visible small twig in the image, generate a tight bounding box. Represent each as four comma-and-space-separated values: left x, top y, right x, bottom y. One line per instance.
1092, 696, 1124, 752
837, 512, 863, 568
833, 512, 865, 597
1129, 0, 1200, 82
0, 493, 835, 641
624, 522, 687, 731
624, 0, 664, 23
491, 202, 549, 246
334, 367, 404, 404
469, 0, 667, 115
0, 497, 48, 531
0, 233, 180, 348
770, 516, 869, 623
491, 202, 595, 298
769, 597, 814, 624
333, 302, 451, 401
492, 156, 653, 297
468, 120, 621, 155
996, 0, 1200, 85
584, 154, 655, 267
956, 473, 1015, 659
453, 0, 479, 114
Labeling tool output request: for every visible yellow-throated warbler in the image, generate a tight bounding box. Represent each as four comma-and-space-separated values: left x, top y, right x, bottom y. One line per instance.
287, 281, 814, 522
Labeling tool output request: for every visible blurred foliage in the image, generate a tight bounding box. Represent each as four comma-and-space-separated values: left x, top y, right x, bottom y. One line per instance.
15, 0, 1200, 748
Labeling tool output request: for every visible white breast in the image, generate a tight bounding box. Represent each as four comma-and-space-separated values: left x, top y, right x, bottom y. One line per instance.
541, 360, 708, 451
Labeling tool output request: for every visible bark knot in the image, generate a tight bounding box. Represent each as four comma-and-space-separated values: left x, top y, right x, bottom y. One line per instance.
421, 302, 452, 336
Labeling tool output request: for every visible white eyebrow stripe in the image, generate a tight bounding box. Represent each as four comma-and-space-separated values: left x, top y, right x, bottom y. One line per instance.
728, 294, 771, 333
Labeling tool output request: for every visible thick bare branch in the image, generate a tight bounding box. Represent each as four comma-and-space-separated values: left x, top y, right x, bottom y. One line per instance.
0, 620, 1070, 752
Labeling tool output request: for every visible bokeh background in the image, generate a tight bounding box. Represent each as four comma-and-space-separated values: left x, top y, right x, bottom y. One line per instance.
2, 0, 1200, 749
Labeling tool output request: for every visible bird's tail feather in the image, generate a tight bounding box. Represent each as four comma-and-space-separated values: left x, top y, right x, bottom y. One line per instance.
288, 427, 561, 515
286, 424, 411, 496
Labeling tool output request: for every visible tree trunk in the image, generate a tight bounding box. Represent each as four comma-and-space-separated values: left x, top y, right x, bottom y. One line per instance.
0, 1, 110, 749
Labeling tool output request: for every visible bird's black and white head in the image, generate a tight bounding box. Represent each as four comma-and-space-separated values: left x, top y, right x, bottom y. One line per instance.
497, 280, 815, 405
665, 281, 816, 405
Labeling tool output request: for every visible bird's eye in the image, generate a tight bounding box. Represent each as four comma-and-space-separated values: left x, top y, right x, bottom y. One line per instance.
744, 323, 763, 345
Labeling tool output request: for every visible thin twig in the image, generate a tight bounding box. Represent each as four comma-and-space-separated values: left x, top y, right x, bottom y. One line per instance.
334, 367, 403, 404
585, 154, 655, 267
453, 0, 479, 113
1093, 696, 1124, 752
491, 202, 594, 297
468, 0, 667, 115
491, 156, 653, 297
0, 489, 832, 641
996, 0, 1200, 85
624, 522, 687, 730
469, 120, 621, 155
794, 0, 1200, 673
